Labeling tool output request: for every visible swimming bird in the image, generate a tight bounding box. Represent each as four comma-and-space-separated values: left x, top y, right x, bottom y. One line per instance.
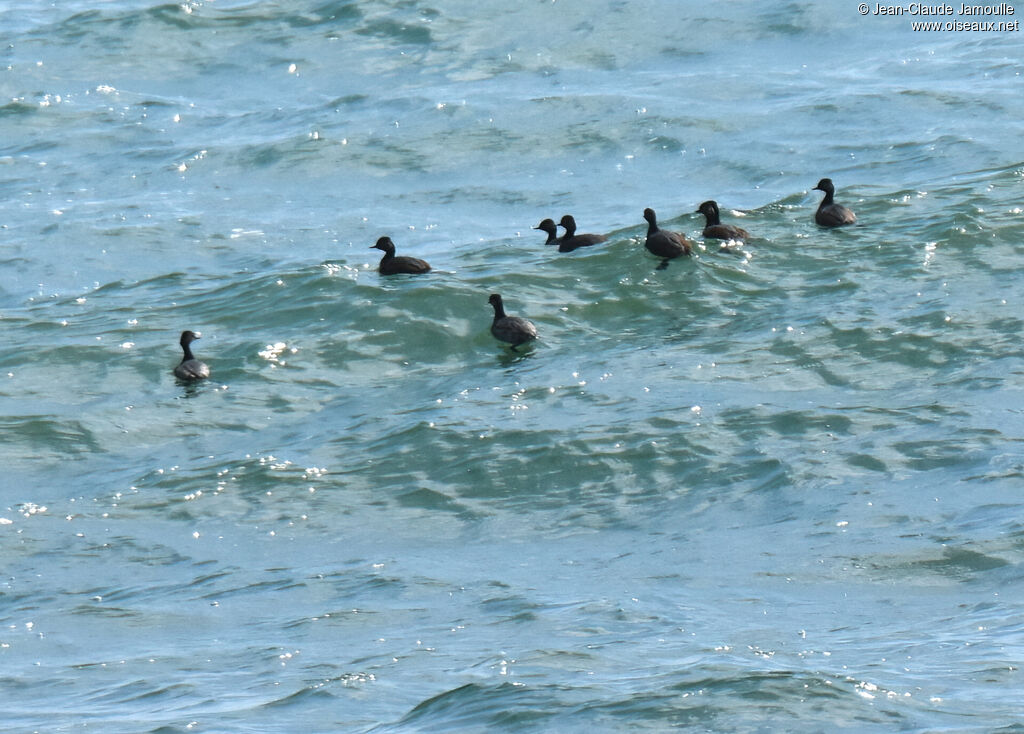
174, 330, 210, 381
534, 218, 560, 245
488, 293, 538, 350
557, 215, 607, 252
697, 200, 750, 242
371, 236, 431, 275
642, 208, 692, 269
812, 178, 857, 227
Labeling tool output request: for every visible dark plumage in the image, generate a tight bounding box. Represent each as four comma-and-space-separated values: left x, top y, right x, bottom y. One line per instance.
556, 215, 607, 253
813, 178, 857, 227
488, 293, 538, 350
697, 200, 750, 242
642, 208, 692, 269
371, 236, 431, 275
174, 330, 210, 381
534, 218, 559, 245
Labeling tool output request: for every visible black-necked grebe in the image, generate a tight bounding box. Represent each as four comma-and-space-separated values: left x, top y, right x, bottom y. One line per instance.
813, 178, 857, 227
371, 236, 431, 274
556, 214, 607, 252
174, 330, 210, 380
642, 208, 692, 268
488, 293, 538, 350
697, 200, 750, 242
534, 218, 560, 245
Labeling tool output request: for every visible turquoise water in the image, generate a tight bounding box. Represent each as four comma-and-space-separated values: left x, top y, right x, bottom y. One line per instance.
2, 1, 1024, 731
